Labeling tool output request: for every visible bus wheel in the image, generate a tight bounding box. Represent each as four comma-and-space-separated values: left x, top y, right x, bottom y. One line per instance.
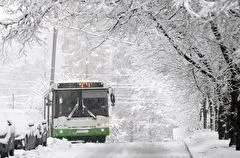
91, 138, 97, 143
98, 136, 106, 143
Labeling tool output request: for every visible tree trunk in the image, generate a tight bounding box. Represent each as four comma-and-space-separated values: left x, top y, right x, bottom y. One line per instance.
214, 105, 218, 132
229, 80, 239, 147
209, 20, 240, 149
235, 0, 240, 149
215, 84, 225, 138
209, 98, 214, 130
203, 98, 207, 129
236, 105, 240, 150
218, 103, 225, 139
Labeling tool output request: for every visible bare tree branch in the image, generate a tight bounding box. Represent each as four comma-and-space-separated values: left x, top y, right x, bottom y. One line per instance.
149, 13, 216, 81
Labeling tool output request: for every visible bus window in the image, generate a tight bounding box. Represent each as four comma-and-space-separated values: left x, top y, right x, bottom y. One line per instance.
55, 91, 78, 117
82, 90, 108, 117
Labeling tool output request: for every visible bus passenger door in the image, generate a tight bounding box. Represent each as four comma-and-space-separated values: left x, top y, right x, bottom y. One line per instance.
44, 93, 53, 137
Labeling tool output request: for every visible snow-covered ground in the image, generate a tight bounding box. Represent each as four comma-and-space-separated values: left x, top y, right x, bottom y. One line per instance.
9, 129, 240, 158
12, 138, 191, 158
184, 130, 240, 158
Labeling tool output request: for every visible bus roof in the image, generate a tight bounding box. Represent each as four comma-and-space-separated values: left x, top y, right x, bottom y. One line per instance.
56, 81, 104, 88
44, 81, 108, 96
55, 80, 103, 83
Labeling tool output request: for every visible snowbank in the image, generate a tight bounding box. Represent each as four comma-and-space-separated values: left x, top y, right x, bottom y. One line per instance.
0, 112, 12, 144
16, 138, 191, 158
0, 121, 8, 137
15, 137, 73, 157
184, 130, 240, 158
0, 121, 10, 144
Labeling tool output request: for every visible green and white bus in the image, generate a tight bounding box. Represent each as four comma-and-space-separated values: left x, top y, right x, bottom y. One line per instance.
44, 81, 115, 143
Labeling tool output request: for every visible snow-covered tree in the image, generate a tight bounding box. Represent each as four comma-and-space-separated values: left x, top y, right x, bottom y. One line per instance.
1, 0, 240, 148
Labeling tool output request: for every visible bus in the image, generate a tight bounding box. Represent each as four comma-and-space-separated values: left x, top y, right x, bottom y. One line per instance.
43, 81, 115, 143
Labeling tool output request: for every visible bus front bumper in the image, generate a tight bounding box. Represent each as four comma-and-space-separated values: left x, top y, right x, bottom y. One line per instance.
53, 127, 109, 138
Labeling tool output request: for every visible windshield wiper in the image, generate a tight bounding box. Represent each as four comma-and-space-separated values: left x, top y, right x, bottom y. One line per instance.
67, 97, 79, 120
82, 99, 96, 120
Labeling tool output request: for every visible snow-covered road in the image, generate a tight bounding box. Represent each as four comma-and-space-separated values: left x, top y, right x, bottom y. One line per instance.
12, 138, 191, 158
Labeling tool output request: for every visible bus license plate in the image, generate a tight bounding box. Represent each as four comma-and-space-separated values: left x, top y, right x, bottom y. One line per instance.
76, 130, 89, 133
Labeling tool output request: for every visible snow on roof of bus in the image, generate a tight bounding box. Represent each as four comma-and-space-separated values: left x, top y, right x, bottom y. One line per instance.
55, 80, 103, 83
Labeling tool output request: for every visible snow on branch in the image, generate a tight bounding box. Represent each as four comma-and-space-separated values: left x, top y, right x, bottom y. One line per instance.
149, 13, 216, 81
0, 0, 56, 46
172, 0, 201, 18
172, 0, 240, 19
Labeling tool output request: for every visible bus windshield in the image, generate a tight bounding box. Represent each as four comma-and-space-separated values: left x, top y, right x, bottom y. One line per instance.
54, 89, 109, 118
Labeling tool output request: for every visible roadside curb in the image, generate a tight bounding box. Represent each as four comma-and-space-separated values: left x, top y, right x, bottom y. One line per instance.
182, 140, 193, 158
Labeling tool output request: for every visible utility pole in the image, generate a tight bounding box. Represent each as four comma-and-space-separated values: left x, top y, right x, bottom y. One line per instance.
44, 37, 47, 81
85, 57, 89, 79
12, 94, 14, 109
50, 5, 58, 85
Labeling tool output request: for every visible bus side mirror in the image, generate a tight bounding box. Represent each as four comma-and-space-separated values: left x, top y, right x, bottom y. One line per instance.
110, 93, 115, 106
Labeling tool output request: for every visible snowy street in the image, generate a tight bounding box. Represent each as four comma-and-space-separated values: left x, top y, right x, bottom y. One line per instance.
1, 0, 240, 157
13, 139, 191, 158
